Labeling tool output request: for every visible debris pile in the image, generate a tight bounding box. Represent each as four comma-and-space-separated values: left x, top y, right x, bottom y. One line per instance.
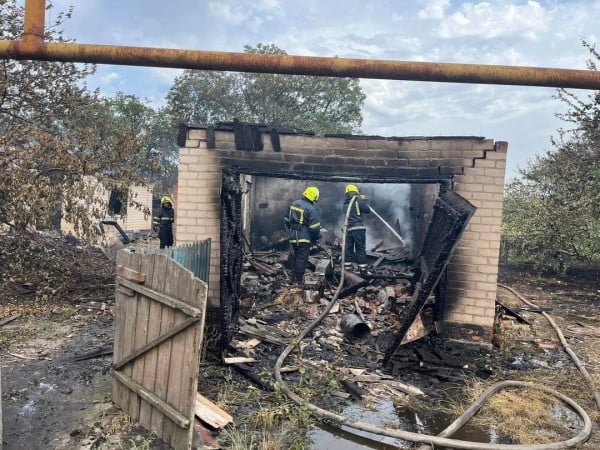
0, 229, 115, 316
220, 238, 445, 404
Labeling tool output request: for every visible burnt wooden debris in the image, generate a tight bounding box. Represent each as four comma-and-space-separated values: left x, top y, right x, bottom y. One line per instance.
220, 171, 244, 356
212, 170, 480, 415
495, 298, 530, 324
383, 191, 476, 365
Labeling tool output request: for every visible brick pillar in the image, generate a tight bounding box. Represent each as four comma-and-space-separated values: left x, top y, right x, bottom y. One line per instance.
176, 129, 222, 306
445, 142, 508, 342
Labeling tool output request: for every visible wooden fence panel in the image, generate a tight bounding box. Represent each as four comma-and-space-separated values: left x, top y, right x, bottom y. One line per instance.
112, 251, 208, 450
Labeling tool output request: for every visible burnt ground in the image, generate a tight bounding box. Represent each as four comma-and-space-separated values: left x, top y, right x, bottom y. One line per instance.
1, 231, 599, 449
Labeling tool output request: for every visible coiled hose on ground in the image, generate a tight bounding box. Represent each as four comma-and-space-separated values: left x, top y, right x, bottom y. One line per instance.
273, 197, 594, 449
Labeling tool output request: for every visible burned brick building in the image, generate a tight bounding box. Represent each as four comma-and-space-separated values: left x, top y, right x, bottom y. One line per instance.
174, 122, 507, 344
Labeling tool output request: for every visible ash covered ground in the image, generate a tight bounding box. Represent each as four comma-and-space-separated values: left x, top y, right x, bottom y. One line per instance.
1, 230, 599, 449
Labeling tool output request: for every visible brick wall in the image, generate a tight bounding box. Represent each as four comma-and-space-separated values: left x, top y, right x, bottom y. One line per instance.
177, 125, 507, 342
61, 180, 153, 238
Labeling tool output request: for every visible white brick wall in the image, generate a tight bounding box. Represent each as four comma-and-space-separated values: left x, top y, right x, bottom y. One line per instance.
61, 181, 153, 237
177, 127, 508, 341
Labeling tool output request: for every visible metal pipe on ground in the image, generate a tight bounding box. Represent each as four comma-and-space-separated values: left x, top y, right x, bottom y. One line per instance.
340, 313, 371, 340
342, 270, 365, 286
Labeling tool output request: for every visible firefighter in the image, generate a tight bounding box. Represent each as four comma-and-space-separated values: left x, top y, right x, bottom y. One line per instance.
153, 195, 175, 249
284, 186, 321, 284
343, 184, 371, 274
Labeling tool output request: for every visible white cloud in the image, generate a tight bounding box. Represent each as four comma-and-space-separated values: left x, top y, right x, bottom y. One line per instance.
207, 1, 252, 25
207, 0, 281, 30
100, 71, 120, 84
258, 0, 281, 10
438, 1, 547, 39
149, 67, 183, 85
418, 0, 450, 20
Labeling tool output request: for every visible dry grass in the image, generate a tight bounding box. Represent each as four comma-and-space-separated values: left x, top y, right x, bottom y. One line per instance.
437, 371, 594, 446
248, 404, 289, 429
476, 389, 569, 444
107, 411, 134, 435
219, 424, 285, 450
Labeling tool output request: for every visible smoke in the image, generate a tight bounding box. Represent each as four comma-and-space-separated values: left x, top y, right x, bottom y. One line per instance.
343, 184, 413, 252
249, 177, 414, 253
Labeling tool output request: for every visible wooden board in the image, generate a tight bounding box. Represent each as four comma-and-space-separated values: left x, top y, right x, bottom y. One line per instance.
194, 392, 233, 429
112, 251, 208, 450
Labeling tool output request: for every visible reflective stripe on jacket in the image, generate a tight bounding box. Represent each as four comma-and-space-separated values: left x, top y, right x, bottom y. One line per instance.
284, 197, 320, 244
343, 192, 370, 231
152, 206, 175, 232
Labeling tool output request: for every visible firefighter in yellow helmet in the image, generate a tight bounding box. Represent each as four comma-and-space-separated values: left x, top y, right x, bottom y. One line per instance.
153, 195, 175, 249
343, 184, 371, 273
284, 186, 321, 283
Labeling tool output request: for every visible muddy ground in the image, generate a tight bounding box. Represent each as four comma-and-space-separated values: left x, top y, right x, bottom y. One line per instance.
1, 232, 599, 449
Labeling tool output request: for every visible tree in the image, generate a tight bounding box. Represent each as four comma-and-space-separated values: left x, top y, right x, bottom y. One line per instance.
165, 43, 366, 135
501, 40, 600, 270
103, 93, 176, 195
0, 1, 156, 237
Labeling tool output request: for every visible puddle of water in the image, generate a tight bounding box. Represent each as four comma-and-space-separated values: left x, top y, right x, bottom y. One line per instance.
307, 398, 497, 449
307, 400, 408, 449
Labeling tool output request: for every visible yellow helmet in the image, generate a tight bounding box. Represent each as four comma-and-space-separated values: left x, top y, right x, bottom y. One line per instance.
303, 186, 320, 202
345, 184, 359, 194
161, 195, 173, 205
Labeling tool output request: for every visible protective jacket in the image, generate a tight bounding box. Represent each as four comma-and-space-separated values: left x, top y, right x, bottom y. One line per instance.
284, 198, 321, 244
343, 192, 370, 231
153, 206, 175, 234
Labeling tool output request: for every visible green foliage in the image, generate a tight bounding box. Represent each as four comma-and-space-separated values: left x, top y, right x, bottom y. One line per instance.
0, 1, 157, 237
165, 43, 366, 135
501, 40, 600, 271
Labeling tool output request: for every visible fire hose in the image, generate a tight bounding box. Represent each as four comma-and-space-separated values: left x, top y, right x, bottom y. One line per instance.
273, 196, 594, 449
368, 205, 407, 247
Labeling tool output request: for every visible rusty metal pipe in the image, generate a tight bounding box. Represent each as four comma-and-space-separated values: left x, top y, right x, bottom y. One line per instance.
23, 0, 45, 42
1, 0, 599, 90
1, 40, 600, 90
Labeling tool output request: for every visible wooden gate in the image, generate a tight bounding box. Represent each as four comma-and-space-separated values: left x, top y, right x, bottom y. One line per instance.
112, 251, 208, 449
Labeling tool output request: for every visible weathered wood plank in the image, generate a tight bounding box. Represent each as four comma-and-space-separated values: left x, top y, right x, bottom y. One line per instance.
112, 370, 189, 429
131, 254, 155, 422
112, 251, 133, 415
156, 258, 181, 442
167, 262, 193, 449
116, 286, 135, 297
194, 392, 233, 429
125, 252, 143, 419
112, 317, 199, 371
173, 276, 207, 450
117, 277, 202, 318
223, 357, 256, 364
140, 254, 166, 431
111, 273, 126, 413
150, 255, 173, 435
117, 265, 146, 284
239, 324, 289, 346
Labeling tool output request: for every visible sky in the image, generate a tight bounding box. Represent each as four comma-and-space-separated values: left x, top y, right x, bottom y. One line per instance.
43, 0, 600, 180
